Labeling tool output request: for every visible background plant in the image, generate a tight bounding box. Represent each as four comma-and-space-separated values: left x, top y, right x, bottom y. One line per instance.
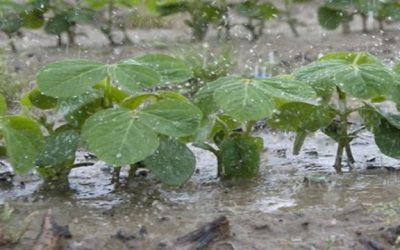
232, 0, 279, 41
43, 0, 95, 46
318, 0, 400, 34
0, 0, 47, 52
156, 0, 225, 42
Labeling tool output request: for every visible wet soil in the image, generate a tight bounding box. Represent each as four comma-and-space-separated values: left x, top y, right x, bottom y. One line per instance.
1, 2, 400, 249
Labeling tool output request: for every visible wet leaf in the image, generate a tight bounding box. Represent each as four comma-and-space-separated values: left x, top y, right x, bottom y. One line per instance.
82, 108, 159, 166
268, 102, 336, 132
27, 88, 58, 110
318, 6, 346, 30
374, 119, 400, 159
35, 129, 79, 167
294, 53, 394, 99
37, 60, 108, 98
109, 63, 161, 91
220, 136, 263, 179
58, 90, 104, 128
144, 138, 195, 186
0, 116, 44, 172
203, 76, 315, 121
129, 54, 193, 83
138, 99, 203, 137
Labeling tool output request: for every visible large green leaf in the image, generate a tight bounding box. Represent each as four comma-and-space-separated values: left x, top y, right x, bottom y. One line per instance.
36, 60, 108, 98
0, 116, 44, 172
220, 136, 263, 179
374, 118, 400, 159
37, 59, 164, 98
127, 54, 193, 83
138, 99, 202, 137
81, 108, 159, 166
268, 102, 336, 132
109, 63, 161, 91
144, 138, 195, 186
293, 54, 394, 99
35, 129, 79, 167
200, 76, 315, 121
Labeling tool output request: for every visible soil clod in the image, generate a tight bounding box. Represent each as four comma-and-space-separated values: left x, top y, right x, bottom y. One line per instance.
176, 215, 229, 250
32, 210, 71, 250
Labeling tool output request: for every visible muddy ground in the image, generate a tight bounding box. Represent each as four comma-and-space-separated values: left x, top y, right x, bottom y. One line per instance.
1, 2, 400, 250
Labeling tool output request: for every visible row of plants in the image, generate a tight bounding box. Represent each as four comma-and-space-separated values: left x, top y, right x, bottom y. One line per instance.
0, 0, 162, 51
1, 51, 400, 189
318, 0, 400, 34
4, 0, 400, 52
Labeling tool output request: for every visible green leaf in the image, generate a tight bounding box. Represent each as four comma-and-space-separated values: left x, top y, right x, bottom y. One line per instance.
28, 88, 58, 110
203, 76, 315, 122
144, 138, 195, 186
234, 1, 278, 19
268, 102, 336, 132
35, 129, 79, 167
67, 8, 95, 23
0, 94, 7, 116
293, 131, 307, 155
0, 116, 44, 172
82, 108, 159, 166
121, 93, 158, 110
320, 52, 383, 65
220, 136, 263, 179
318, 6, 345, 30
36, 60, 108, 98
129, 54, 193, 83
294, 56, 394, 99
0, 14, 22, 33
138, 99, 203, 137
58, 90, 104, 128
109, 63, 161, 91
374, 118, 400, 159
192, 82, 219, 116
21, 10, 44, 29
44, 13, 70, 34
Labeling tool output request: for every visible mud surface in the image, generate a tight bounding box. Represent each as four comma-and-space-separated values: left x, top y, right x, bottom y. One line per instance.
1, 2, 400, 249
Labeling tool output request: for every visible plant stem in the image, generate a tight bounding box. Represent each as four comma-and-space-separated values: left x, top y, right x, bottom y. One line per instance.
6, 33, 17, 53
334, 87, 349, 173
284, 0, 299, 37
244, 121, 255, 136
112, 166, 121, 185
345, 144, 355, 164
104, 76, 112, 107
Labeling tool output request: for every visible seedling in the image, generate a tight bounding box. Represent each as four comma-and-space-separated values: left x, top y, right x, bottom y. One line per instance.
193, 75, 316, 178
156, 1, 225, 41
232, 0, 278, 41
0, 54, 205, 187
270, 52, 397, 172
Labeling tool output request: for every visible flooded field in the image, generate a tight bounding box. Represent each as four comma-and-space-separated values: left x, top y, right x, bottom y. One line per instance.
1, 1, 400, 249
1, 130, 399, 249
